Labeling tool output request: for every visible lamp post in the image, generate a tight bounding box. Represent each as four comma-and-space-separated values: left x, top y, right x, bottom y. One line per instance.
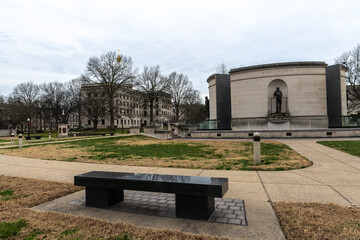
27, 118, 30, 140
121, 116, 124, 133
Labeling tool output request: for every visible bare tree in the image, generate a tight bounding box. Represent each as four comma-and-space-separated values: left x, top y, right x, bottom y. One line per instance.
183, 89, 205, 122
0, 95, 7, 128
168, 72, 192, 121
82, 94, 107, 130
216, 63, 228, 74
68, 77, 83, 128
5, 96, 26, 130
11, 81, 40, 125
41, 82, 63, 126
40, 81, 78, 126
135, 65, 169, 125
335, 44, 360, 114
83, 51, 137, 130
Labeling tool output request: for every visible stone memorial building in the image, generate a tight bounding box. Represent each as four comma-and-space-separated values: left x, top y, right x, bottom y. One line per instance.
208, 61, 347, 130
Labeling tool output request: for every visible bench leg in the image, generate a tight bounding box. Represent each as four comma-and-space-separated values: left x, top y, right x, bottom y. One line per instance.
175, 194, 215, 220
85, 187, 124, 209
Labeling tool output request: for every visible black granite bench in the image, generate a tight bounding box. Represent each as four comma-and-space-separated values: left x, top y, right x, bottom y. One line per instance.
74, 171, 228, 220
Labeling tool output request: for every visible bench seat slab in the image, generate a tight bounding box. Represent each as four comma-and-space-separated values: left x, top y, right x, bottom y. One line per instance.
175, 194, 215, 220
86, 187, 124, 208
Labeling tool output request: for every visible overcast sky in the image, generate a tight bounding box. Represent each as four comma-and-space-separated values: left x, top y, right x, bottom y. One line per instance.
1, 0, 360, 100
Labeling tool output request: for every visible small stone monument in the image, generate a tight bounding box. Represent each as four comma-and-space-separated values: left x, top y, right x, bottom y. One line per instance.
11, 133, 15, 144
58, 124, 68, 138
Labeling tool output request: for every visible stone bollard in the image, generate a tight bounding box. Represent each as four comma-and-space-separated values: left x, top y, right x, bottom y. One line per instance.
73, 133, 76, 138
253, 132, 261, 164
49, 132, 52, 140
11, 133, 15, 144
18, 134, 23, 148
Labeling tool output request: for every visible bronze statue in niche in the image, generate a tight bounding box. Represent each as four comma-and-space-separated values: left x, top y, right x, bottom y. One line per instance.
273, 87, 283, 113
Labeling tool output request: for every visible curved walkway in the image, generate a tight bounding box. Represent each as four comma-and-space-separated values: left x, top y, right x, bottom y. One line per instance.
0, 139, 359, 239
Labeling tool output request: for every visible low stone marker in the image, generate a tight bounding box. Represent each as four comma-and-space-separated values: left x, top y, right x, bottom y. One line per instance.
253, 132, 261, 164
11, 133, 15, 144
18, 134, 23, 148
49, 132, 52, 140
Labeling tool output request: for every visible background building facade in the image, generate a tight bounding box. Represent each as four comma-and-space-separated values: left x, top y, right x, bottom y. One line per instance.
70, 84, 174, 129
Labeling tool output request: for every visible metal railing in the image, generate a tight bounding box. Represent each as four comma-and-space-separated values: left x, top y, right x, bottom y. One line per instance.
343, 116, 360, 127
268, 97, 288, 114
196, 119, 232, 130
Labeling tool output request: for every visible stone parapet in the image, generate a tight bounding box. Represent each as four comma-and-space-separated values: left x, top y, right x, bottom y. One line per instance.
189, 128, 360, 139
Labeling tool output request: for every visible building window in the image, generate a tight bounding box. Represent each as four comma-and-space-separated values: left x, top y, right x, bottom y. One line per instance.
102, 119, 105, 125
156, 111, 159, 116
88, 120, 91, 125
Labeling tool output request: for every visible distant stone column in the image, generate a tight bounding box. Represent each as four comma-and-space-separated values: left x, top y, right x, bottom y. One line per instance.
18, 134, 23, 148
253, 132, 261, 164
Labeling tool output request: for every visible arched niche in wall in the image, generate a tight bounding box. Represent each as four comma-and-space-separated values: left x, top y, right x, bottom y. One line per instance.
268, 79, 288, 114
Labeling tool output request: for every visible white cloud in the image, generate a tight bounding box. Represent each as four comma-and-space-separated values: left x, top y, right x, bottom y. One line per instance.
1, 0, 360, 100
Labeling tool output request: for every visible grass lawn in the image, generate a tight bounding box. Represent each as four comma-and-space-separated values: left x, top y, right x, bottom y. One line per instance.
0, 175, 227, 240
317, 140, 360, 157
273, 202, 360, 240
0, 135, 311, 171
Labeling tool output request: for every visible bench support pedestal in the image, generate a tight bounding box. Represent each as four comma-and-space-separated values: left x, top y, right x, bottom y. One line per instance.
85, 187, 124, 208
175, 194, 215, 220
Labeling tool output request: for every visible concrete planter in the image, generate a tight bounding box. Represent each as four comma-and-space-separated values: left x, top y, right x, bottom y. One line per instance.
130, 127, 140, 134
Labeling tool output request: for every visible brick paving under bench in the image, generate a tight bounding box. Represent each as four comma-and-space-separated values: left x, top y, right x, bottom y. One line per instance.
69, 190, 247, 226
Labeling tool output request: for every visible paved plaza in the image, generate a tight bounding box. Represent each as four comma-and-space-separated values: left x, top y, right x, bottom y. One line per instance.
0, 138, 359, 239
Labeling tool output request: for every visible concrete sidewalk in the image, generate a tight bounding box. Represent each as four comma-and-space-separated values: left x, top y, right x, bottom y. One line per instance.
0, 139, 359, 239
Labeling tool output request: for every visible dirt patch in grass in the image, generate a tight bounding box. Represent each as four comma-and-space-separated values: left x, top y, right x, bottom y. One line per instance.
1, 144, 91, 162
273, 202, 360, 240
0, 135, 311, 171
116, 137, 165, 146
0, 175, 228, 240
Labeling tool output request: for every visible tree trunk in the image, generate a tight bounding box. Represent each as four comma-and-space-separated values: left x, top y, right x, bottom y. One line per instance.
150, 101, 154, 125
78, 97, 82, 129
78, 107, 82, 129
109, 99, 115, 131
94, 119, 98, 130
175, 104, 180, 122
